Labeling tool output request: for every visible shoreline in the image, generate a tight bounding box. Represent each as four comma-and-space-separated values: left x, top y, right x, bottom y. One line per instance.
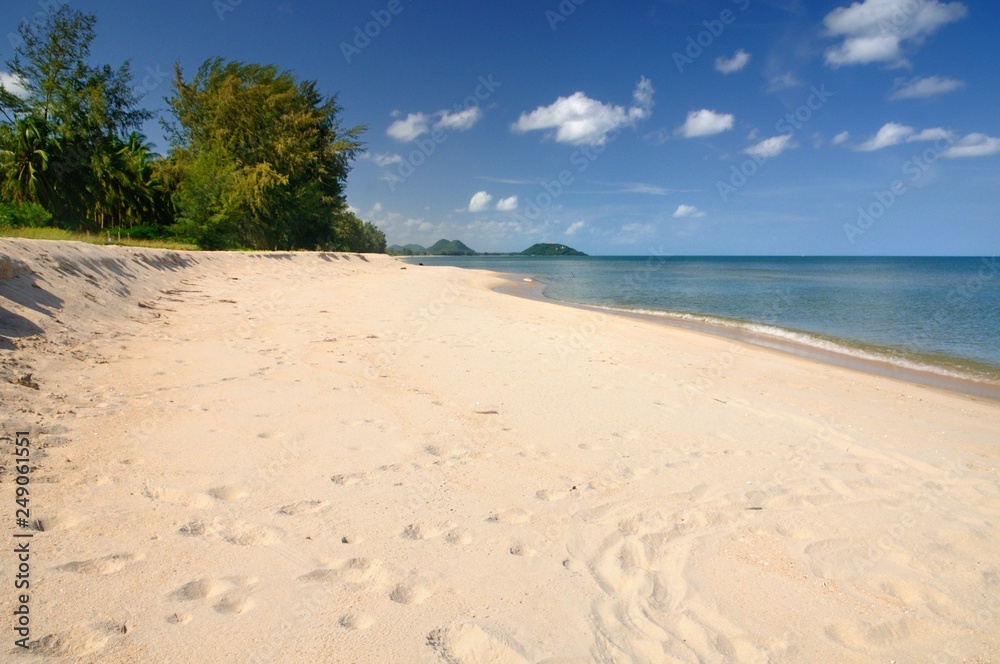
489, 270, 1000, 402
2, 239, 999, 663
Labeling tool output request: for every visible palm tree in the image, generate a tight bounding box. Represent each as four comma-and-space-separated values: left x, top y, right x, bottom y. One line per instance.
0, 115, 57, 205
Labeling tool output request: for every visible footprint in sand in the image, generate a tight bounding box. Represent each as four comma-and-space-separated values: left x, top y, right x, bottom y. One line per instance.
178, 518, 280, 546
171, 576, 258, 617
445, 528, 473, 546
300, 558, 385, 590
32, 627, 109, 658
425, 443, 470, 460
144, 485, 213, 509
403, 523, 443, 540
172, 578, 229, 601
331, 472, 371, 486
278, 500, 327, 516
30, 510, 84, 533
221, 521, 280, 547
208, 484, 249, 501
427, 623, 529, 664
340, 612, 374, 630
390, 580, 432, 605
535, 488, 568, 502
214, 594, 255, 614
509, 542, 536, 557
488, 508, 531, 525
59, 553, 144, 575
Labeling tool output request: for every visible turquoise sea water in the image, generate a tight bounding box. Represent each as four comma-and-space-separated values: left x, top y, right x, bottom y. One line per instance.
406, 256, 1000, 387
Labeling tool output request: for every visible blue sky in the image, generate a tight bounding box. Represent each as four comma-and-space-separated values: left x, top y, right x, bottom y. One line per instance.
2, 0, 998, 255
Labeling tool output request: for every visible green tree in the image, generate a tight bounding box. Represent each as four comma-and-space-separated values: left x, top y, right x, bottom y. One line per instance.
165, 59, 380, 251
0, 4, 155, 229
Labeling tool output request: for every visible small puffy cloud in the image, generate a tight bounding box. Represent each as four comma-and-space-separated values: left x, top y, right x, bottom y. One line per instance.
565, 220, 586, 236
855, 122, 914, 151
832, 130, 850, 145
632, 77, 654, 110
436, 107, 482, 131
371, 152, 403, 167
387, 112, 430, 142
0, 72, 28, 98
468, 191, 493, 212
855, 123, 960, 151
495, 195, 518, 212
764, 72, 801, 92
512, 77, 654, 146
715, 49, 751, 74
388, 106, 484, 142
942, 133, 1000, 158
889, 75, 966, 100
673, 204, 706, 218
823, 0, 968, 67
745, 134, 796, 159
678, 109, 734, 138
908, 127, 952, 142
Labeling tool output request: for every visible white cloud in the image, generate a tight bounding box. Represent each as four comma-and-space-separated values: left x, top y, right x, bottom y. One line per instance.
832, 130, 850, 145
387, 112, 430, 142
468, 191, 493, 212
0, 72, 28, 98
495, 195, 518, 212
823, 0, 968, 67
745, 134, 796, 159
942, 133, 1000, 158
678, 109, 734, 138
715, 49, 751, 74
565, 221, 586, 236
764, 72, 801, 92
512, 77, 654, 146
436, 107, 482, 131
387, 106, 484, 142
673, 204, 706, 218
371, 152, 403, 167
855, 122, 915, 150
907, 127, 952, 142
854, 123, 962, 151
889, 75, 966, 99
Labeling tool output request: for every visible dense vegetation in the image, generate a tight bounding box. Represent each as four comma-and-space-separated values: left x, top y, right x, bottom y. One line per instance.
387, 239, 586, 256
520, 243, 586, 256
0, 5, 384, 252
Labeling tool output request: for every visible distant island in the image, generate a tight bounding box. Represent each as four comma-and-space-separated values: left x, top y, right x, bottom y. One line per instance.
519, 243, 587, 256
388, 240, 587, 257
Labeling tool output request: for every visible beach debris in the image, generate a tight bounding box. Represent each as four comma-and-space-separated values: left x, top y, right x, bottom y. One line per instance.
14, 373, 40, 390
474, 410, 499, 415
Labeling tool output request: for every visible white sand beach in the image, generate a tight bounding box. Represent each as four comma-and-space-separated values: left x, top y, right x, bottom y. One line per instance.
1, 239, 998, 663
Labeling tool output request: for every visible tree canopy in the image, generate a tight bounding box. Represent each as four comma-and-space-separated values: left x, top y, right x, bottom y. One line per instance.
0, 4, 384, 253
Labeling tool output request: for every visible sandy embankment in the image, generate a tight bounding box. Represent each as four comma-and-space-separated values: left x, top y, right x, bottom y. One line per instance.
0, 238, 998, 663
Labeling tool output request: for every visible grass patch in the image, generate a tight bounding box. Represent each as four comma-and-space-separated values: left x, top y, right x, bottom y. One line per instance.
0, 227, 200, 251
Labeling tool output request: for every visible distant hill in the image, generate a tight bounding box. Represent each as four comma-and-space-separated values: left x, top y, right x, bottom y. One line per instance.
387, 244, 428, 256
426, 239, 477, 255
520, 243, 586, 256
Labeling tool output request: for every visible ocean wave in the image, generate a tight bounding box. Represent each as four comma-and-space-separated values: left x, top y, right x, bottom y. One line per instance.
584, 303, 1000, 386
